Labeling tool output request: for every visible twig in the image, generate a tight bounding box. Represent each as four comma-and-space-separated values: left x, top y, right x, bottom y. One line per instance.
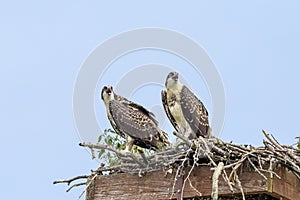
79, 142, 145, 167
66, 182, 86, 192
258, 168, 281, 180
53, 175, 89, 185
169, 148, 191, 200
211, 162, 224, 200
222, 170, 234, 192
228, 161, 243, 181
173, 131, 193, 146
262, 130, 284, 151
138, 149, 149, 165
223, 156, 247, 170
77, 173, 98, 200
89, 147, 95, 159
263, 130, 300, 163
188, 177, 202, 197
234, 171, 245, 200
181, 145, 202, 199
247, 157, 267, 180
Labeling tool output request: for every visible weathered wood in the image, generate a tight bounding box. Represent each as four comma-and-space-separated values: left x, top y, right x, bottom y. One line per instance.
271, 166, 300, 200
182, 165, 268, 197
86, 165, 299, 200
92, 170, 174, 200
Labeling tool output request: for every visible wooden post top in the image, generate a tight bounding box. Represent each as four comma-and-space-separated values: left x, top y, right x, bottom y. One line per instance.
86, 165, 300, 200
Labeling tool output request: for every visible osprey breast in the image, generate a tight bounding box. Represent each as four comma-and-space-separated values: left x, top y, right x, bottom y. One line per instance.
167, 92, 189, 130
169, 101, 184, 124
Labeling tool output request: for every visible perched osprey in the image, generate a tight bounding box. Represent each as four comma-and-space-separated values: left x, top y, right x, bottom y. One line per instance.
101, 86, 169, 151
161, 72, 211, 139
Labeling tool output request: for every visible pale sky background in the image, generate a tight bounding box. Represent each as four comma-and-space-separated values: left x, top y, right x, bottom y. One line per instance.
1, 1, 300, 199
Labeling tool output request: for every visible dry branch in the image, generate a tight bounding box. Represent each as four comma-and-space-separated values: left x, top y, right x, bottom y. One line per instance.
53, 175, 89, 185
53, 175, 89, 193
211, 162, 224, 200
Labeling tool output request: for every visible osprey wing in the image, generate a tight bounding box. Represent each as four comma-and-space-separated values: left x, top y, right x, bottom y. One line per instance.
106, 108, 127, 139
115, 94, 158, 125
161, 90, 179, 132
108, 99, 165, 149
180, 86, 210, 138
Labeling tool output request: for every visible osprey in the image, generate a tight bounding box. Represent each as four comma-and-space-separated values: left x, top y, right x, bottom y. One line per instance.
101, 86, 169, 151
161, 72, 211, 139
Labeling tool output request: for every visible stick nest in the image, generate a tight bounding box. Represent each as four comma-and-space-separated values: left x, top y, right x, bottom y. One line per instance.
54, 130, 300, 200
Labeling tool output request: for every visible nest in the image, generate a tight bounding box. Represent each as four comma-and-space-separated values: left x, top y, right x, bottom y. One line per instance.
54, 130, 300, 200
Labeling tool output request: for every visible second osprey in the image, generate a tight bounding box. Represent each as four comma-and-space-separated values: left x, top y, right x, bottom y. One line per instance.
162, 72, 211, 139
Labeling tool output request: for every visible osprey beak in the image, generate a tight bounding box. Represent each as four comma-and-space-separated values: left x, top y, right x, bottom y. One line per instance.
172, 72, 178, 81
107, 89, 112, 95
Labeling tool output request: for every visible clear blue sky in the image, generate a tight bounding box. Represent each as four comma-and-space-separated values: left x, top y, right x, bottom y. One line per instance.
1, 1, 300, 199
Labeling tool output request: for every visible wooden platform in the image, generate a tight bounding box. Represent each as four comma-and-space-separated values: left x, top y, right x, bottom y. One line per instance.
86, 165, 300, 200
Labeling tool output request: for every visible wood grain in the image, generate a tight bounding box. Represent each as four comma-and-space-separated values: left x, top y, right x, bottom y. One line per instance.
271, 166, 300, 200
86, 165, 299, 200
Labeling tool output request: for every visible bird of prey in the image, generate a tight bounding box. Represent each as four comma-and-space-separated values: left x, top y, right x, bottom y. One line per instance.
161, 72, 211, 139
101, 86, 169, 151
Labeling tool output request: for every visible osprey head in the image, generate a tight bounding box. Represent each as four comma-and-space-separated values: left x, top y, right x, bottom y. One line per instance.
165, 71, 179, 88
101, 85, 114, 103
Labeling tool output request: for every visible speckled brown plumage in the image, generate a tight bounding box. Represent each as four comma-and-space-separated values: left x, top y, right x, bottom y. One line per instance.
162, 72, 211, 139
108, 99, 168, 150
101, 86, 169, 151
179, 86, 210, 138
161, 90, 179, 132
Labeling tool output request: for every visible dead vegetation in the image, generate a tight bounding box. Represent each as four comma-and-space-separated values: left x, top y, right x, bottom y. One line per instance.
53, 130, 300, 200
